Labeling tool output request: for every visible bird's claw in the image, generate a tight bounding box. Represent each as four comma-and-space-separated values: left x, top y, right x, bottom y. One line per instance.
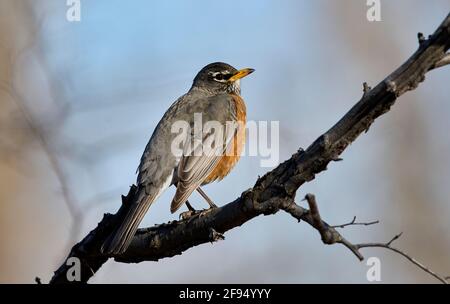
179, 206, 217, 220
179, 210, 199, 220
198, 206, 217, 217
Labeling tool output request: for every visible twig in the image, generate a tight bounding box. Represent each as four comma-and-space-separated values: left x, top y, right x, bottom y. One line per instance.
285, 196, 364, 261
362, 82, 372, 96
301, 194, 335, 244
331, 216, 379, 229
291, 194, 449, 284
356, 234, 449, 284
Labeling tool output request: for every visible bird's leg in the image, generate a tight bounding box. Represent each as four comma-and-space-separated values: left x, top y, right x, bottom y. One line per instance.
196, 187, 218, 209
179, 189, 216, 220
179, 200, 200, 220
185, 200, 196, 212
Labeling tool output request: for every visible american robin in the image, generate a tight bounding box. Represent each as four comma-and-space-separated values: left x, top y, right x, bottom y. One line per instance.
102, 62, 254, 254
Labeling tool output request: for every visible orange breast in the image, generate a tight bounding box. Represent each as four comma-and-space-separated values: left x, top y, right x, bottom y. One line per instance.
203, 95, 246, 184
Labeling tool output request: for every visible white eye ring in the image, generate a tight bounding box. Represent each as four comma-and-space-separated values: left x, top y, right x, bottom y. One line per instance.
210, 71, 230, 83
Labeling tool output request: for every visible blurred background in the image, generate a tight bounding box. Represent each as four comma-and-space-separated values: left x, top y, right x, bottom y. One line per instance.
1, 0, 449, 283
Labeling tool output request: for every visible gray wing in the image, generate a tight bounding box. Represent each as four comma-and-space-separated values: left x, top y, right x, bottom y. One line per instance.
170, 125, 235, 213
138, 91, 238, 186
137, 95, 188, 189
170, 93, 238, 213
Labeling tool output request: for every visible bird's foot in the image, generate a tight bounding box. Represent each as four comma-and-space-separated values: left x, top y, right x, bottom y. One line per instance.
179, 210, 198, 220
180, 206, 217, 220
179, 201, 202, 220
179, 201, 218, 220
198, 206, 218, 217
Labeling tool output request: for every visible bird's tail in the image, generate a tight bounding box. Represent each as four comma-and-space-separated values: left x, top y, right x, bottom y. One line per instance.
101, 188, 154, 255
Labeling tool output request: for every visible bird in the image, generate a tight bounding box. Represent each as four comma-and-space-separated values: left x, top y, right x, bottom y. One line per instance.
101, 62, 254, 255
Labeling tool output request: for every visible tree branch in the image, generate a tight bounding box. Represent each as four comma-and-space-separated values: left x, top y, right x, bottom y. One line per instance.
291, 194, 449, 284
49, 13, 450, 284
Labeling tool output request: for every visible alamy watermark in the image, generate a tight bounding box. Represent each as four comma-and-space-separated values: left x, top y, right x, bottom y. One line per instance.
66, 257, 81, 282
366, 0, 381, 22
171, 114, 279, 168
366, 256, 381, 282
66, 0, 81, 22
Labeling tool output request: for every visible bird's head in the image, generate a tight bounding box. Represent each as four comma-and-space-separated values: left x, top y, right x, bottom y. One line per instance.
192, 62, 254, 95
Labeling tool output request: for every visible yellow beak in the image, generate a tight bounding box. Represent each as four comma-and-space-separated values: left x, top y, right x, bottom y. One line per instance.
228, 68, 255, 82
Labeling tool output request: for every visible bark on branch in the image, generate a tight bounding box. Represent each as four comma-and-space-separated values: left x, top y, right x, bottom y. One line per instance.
49, 13, 450, 284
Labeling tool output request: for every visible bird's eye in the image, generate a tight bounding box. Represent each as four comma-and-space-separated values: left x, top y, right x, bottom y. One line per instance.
214, 73, 224, 81
211, 71, 232, 82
